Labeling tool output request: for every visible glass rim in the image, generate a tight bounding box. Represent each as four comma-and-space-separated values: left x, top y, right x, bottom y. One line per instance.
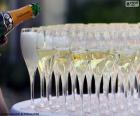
21, 27, 42, 32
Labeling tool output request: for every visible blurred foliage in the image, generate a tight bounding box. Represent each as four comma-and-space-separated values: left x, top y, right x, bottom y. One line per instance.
68, 0, 140, 23
0, 0, 8, 11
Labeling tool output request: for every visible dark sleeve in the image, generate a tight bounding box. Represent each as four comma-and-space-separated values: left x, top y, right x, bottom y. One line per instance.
0, 36, 7, 46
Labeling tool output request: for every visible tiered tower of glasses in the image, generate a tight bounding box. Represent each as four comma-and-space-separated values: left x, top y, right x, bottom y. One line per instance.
20, 23, 140, 116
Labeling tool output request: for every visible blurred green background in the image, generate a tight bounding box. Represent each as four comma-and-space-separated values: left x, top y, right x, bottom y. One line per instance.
0, 0, 140, 109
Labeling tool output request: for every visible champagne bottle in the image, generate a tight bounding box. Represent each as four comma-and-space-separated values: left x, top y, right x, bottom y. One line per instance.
0, 3, 40, 45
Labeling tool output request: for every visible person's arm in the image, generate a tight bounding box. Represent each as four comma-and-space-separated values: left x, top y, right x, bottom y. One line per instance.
0, 88, 8, 113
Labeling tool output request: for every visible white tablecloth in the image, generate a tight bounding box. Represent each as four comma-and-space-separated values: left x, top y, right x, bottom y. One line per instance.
10, 94, 140, 116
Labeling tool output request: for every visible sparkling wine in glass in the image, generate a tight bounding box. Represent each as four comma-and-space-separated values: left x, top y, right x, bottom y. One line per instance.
20, 28, 38, 109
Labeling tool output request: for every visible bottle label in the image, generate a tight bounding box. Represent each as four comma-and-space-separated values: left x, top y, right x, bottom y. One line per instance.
0, 12, 13, 39
0, 13, 6, 38
0, 12, 13, 43
2, 12, 13, 32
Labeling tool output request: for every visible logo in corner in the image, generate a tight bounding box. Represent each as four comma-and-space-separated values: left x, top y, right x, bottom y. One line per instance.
125, 0, 139, 7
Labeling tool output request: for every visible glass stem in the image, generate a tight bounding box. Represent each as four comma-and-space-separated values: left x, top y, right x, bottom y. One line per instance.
138, 83, 140, 98
80, 83, 84, 114
62, 74, 68, 108
87, 75, 92, 111
30, 71, 35, 106
111, 80, 117, 112
88, 84, 91, 112
103, 81, 110, 115
105, 82, 109, 100
71, 74, 76, 111
54, 74, 60, 108
95, 77, 101, 106
72, 82, 76, 100
112, 79, 116, 97
63, 87, 66, 104
48, 75, 52, 103
42, 76, 45, 98
96, 87, 100, 105
40, 76, 43, 100
55, 74, 60, 98
137, 82, 140, 112
62, 82, 67, 105
40, 72, 45, 104
95, 79, 101, 114
30, 80, 34, 103
78, 77, 84, 114
46, 77, 49, 101
71, 82, 76, 110
62, 82, 67, 111
71, 73, 76, 100
124, 90, 128, 110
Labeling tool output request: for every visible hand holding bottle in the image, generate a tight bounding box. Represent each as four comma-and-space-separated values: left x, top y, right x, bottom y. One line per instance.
0, 3, 40, 45
0, 3, 40, 113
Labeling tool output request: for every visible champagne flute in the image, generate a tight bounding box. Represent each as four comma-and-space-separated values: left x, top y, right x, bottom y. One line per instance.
127, 28, 140, 114
115, 30, 136, 115
35, 27, 46, 109
71, 29, 87, 114
85, 31, 101, 113
67, 25, 79, 112
102, 30, 119, 114
20, 28, 38, 109
85, 30, 107, 114
54, 29, 72, 111
36, 27, 56, 110
44, 28, 56, 106
46, 26, 61, 109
